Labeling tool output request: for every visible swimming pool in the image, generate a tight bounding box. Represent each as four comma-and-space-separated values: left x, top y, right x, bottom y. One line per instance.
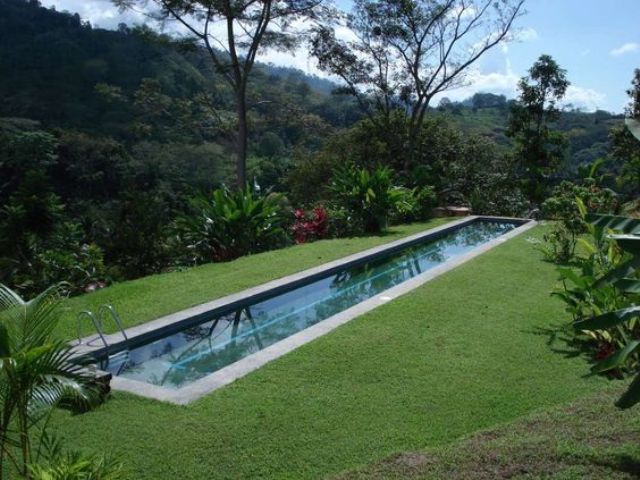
89, 217, 528, 396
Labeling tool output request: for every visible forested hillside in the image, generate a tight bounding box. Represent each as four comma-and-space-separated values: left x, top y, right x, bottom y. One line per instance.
0, 0, 622, 173
0, 0, 633, 297
435, 93, 623, 173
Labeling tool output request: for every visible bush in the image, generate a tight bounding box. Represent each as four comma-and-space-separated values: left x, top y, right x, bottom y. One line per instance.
0, 284, 108, 477
552, 215, 640, 408
291, 207, 328, 244
175, 186, 289, 263
540, 180, 618, 263
328, 163, 413, 234
29, 451, 124, 480
0, 212, 106, 297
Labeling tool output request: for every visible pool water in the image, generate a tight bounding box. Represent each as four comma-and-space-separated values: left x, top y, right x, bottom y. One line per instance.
98, 219, 520, 388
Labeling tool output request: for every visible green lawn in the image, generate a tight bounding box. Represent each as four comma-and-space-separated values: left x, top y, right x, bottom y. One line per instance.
53, 222, 618, 479
60, 218, 453, 340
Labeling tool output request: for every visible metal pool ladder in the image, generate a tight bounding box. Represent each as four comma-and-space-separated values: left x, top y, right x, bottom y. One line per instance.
77, 304, 128, 351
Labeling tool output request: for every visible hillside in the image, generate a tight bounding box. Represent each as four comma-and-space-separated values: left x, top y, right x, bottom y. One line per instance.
434, 94, 624, 173
0, 0, 360, 143
0, 0, 623, 174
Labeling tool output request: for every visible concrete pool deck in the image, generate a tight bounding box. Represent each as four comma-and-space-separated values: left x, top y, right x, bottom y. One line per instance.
73, 216, 537, 404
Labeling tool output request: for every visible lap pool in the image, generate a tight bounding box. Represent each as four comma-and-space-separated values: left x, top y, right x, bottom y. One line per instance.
86, 217, 529, 398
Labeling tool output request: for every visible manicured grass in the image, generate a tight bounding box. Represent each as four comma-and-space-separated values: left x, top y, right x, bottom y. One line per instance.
60, 218, 452, 340
336, 387, 640, 479
53, 224, 618, 479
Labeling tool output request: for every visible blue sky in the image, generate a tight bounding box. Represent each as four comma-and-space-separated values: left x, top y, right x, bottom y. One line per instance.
44, 0, 640, 112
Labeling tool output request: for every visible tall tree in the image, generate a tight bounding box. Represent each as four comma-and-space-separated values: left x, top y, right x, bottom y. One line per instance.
506, 54, 569, 202
611, 68, 640, 195
311, 0, 524, 168
114, 0, 327, 187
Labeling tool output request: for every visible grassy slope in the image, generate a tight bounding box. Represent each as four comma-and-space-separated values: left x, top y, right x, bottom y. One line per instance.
337, 387, 640, 479
60, 219, 452, 340
53, 225, 618, 479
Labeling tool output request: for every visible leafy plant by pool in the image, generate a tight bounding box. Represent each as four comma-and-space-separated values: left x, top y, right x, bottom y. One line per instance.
329, 163, 415, 234
175, 186, 289, 263
0, 283, 120, 479
553, 213, 640, 407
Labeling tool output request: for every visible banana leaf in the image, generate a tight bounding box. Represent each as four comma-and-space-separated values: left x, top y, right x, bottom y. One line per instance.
615, 278, 640, 294
609, 234, 640, 255
574, 306, 640, 331
594, 255, 640, 289
586, 214, 640, 234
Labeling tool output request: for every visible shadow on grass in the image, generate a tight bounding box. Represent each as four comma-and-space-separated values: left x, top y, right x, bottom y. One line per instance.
527, 322, 594, 361
527, 321, 627, 383
591, 454, 640, 476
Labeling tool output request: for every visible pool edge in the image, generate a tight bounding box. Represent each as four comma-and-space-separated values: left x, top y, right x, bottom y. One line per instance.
80, 216, 537, 404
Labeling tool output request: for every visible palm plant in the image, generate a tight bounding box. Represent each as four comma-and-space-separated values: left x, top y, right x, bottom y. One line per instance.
0, 283, 97, 479
329, 164, 414, 233
176, 186, 288, 263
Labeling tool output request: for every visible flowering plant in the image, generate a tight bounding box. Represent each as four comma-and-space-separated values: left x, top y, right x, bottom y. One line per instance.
291, 207, 328, 244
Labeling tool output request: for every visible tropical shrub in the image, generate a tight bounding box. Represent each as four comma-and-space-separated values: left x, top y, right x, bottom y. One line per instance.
291, 207, 328, 244
411, 185, 438, 220
0, 213, 106, 297
570, 219, 640, 408
553, 214, 640, 407
328, 164, 413, 234
28, 450, 124, 480
175, 186, 289, 263
0, 283, 103, 478
540, 180, 618, 263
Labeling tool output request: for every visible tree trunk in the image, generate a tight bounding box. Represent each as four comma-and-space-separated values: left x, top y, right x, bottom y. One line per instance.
18, 409, 30, 478
405, 98, 430, 174
236, 89, 248, 189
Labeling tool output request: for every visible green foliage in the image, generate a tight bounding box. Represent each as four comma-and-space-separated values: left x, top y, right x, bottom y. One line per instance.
507, 55, 570, 202
609, 69, 640, 196
175, 186, 289, 263
0, 283, 101, 478
539, 180, 618, 263
288, 114, 524, 217
328, 164, 413, 234
551, 213, 640, 408
28, 451, 124, 480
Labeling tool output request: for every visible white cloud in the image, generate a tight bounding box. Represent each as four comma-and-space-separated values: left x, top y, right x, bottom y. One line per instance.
513, 27, 538, 42
43, 0, 148, 28
580, 48, 591, 57
610, 42, 640, 56
433, 52, 606, 113
561, 85, 606, 111
433, 61, 520, 103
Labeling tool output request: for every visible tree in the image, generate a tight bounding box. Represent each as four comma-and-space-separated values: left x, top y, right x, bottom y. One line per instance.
311, 0, 524, 168
626, 68, 640, 120
610, 69, 640, 196
506, 54, 569, 202
114, 0, 328, 187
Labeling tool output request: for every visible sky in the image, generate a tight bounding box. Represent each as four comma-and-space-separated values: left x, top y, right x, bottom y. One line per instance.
41, 0, 640, 113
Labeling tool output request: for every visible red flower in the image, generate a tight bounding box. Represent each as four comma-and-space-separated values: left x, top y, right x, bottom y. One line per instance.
595, 342, 615, 361
291, 206, 329, 244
